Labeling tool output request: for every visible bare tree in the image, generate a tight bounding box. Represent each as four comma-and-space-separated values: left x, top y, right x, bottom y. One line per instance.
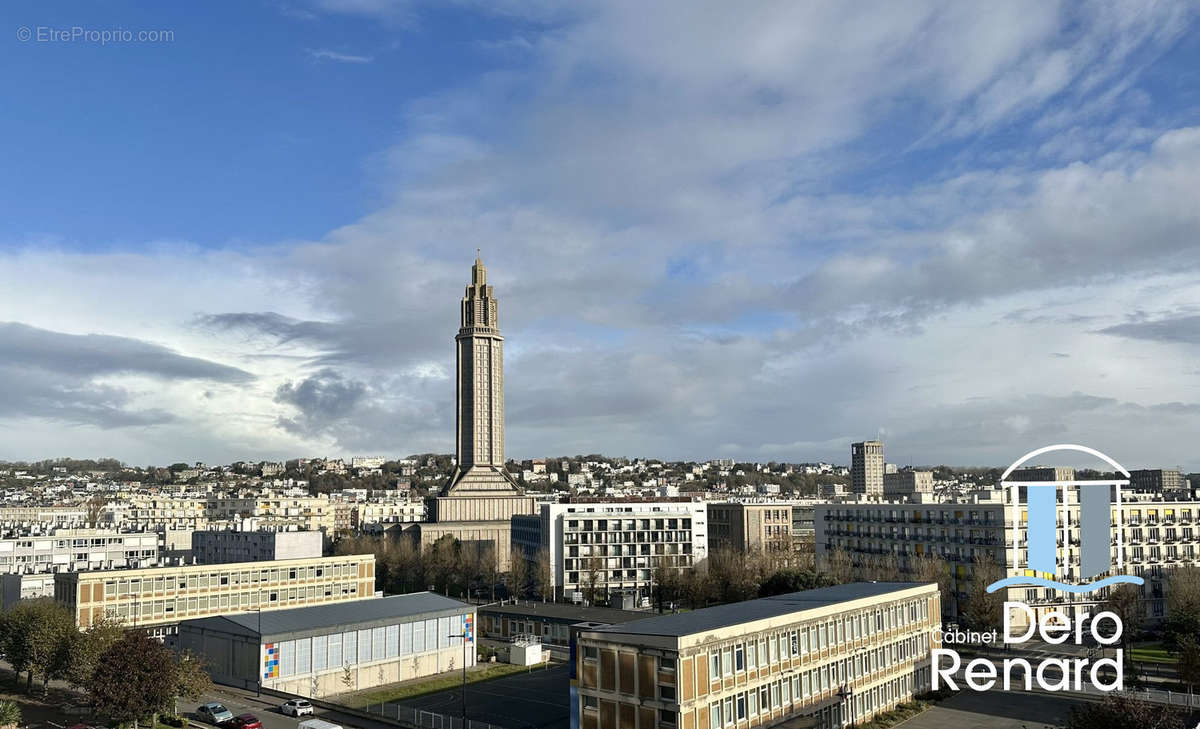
507, 550, 531, 599
962, 554, 1006, 632
533, 547, 553, 602
820, 547, 854, 584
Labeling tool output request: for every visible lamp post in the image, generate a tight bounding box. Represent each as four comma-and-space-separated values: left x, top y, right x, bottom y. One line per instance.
448, 629, 469, 729
836, 685, 854, 729
255, 606, 262, 698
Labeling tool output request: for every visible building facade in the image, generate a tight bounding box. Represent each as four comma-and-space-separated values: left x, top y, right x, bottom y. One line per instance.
53, 553, 375, 634
816, 493, 1200, 624
513, 500, 708, 606
178, 593, 474, 698
192, 529, 324, 564
706, 503, 792, 556
1130, 469, 1187, 494
574, 583, 939, 729
0, 530, 160, 574
882, 471, 933, 497
850, 442, 884, 497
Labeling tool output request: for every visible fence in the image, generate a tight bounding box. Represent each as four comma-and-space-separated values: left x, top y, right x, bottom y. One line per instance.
364, 702, 509, 729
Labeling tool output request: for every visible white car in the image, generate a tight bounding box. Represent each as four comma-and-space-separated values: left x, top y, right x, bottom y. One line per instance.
280, 699, 314, 717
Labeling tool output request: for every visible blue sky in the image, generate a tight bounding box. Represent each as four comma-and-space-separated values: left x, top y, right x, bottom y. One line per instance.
2, 1, 1200, 468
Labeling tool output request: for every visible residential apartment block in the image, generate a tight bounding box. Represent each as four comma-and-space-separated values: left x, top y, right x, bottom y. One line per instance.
0, 530, 160, 574
574, 582, 939, 729
706, 503, 792, 556
192, 528, 323, 564
850, 442, 884, 496
816, 493, 1200, 624
53, 553, 375, 635
513, 500, 708, 606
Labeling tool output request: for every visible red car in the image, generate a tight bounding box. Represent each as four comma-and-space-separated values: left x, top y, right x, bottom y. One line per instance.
224, 714, 262, 729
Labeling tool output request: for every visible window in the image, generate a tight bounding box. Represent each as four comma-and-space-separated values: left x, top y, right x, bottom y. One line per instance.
710, 652, 720, 678
660, 685, 676, 701
736, 695, 746, 721
709, 702, 721, 729
747, 642, 757, 669
734, 645, 745, 672
584, 646, 598, 660
722, 648, 732, 676
723, 698, 733, 727
583, 696, 598, 709
659, 709, 676, 726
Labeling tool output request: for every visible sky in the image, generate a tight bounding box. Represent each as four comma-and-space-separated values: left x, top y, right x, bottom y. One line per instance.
2, 1, 1200, 469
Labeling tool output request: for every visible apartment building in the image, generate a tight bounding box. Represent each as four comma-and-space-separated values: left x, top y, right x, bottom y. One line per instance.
881, 471, 933, 497
1130, 469, 1187, 494
0, 530, 160, 574
850, 442, 884, 497
0, 506, 89, 529
512, 500, 708, 606
53, 553, 375, 634
816, 493, 1200, 623
706, 503, 792, 556
192, 528, 323, 564
353, 500, 425, 531
574, 582, 939, 729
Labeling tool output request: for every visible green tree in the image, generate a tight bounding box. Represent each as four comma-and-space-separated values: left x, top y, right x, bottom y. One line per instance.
87, 634, 177, 728
174, 651, 213, 705
0, 599, 75, 692
66, 613, 126, 690
0, 700, 20, 728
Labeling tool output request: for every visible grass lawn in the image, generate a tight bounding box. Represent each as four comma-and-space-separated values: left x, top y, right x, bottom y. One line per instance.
1130, 642, 1178, 664
337, 661, 550, 708
856, 700, 931, 729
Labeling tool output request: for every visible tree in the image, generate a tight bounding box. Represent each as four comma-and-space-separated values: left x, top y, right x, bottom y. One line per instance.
962, 554, 1006, 633
534, 548, 553, 602
507, 551, 531, 599
174, 651, 213, 705
1066, 693, 1184, 729
820, 548, 854, 585
0, 700, 20, 729
1102, 584, 1144, 652
583, 557, 604, 605
65, 613, 126, 691
758, 569, 834, 597
88, 634, 177, 728
0, 598, 75, 691
1164, 566, 1200, 650
912, 554, 953, 619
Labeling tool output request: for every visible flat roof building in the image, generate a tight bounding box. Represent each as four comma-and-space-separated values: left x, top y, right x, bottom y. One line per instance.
178, 592, 475, 698
192, 528, 323, 565
850, 442, 884, 497
478, 600, 645, 648
706, 503, 793, 556
53, 553, 375, 636
575, 582, 938, 729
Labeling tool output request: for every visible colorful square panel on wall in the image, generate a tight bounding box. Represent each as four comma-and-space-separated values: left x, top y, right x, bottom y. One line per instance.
463, 614, 474, 643
263, 643, 279, 679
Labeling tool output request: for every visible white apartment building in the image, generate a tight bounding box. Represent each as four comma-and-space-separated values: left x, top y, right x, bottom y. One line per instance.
816, 491, 1200, 624
512, 500, 708, 606
0, 530, 161, 574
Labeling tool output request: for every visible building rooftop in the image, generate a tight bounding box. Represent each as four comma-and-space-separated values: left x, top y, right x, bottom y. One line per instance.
479, 600, 646, 624
180, 592, 471, 638
588, 582, 930, 638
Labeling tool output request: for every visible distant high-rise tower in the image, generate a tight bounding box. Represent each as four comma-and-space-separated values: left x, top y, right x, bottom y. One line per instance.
412, 256, 535, 571
454, 256, 505, 469
851, 441, 884, 496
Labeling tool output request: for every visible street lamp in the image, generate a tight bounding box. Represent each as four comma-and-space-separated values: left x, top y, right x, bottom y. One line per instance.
836, 685, 854, 729
255, 607, 262, 698
448, 630, 469, 728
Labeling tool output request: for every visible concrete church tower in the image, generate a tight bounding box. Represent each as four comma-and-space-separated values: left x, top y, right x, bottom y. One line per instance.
417, 255, 535, 570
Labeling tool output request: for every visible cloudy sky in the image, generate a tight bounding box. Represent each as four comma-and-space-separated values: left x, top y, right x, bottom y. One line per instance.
2, 2, 1200, 468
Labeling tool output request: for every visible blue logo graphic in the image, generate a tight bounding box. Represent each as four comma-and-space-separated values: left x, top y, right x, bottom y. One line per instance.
986, 444, 1144, 594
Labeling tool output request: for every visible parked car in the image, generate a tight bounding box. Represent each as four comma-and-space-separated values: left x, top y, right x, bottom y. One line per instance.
225, 714, 262, 729
197, 703, 234, 725
280, 699, 314, 717
298, 720, 341, 729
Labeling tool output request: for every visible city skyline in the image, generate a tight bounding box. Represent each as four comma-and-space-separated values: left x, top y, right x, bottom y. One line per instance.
3, 4, 1200, 467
